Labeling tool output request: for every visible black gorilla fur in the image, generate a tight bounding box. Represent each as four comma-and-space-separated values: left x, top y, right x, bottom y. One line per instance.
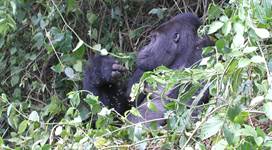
83, 56, 129, 114
83, 13, 214, 125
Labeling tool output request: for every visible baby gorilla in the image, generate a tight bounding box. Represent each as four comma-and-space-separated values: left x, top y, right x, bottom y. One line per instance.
83, 13, 214, 126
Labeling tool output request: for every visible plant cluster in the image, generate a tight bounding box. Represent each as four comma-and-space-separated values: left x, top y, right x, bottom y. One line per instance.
0, 0, 271, 149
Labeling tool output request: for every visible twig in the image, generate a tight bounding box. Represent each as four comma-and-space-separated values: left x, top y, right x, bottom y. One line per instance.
173, 0, 183, 13
44, 28, 64, 67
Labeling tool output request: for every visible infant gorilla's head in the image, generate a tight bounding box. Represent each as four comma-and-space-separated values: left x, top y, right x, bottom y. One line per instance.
136, 13, 201, 71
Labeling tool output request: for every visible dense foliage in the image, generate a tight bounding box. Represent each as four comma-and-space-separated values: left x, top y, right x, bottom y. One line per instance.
0, 0, 271, 149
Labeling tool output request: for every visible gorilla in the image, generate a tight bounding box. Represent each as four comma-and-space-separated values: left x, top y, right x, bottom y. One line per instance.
83, 13, 214, 126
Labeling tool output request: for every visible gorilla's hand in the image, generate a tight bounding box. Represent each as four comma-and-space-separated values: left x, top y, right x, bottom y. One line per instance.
111, 63, 127, 81
84, 55, 127, 88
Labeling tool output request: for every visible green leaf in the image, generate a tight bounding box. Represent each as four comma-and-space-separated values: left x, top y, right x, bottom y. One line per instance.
263, 102, 272, 120
231, 68, 242, 92
0, 136, 3, 146
72, 45, 85, 59
1, 93, 8, 103
227, 50, 243, 57
233, 111, 249, 124
94, 137, 109, 149
214, 63, 224, 73
226, 59, 238, 75
251, 56, 265, 64
254, 28, 270, 39
51, 63, 64, 73
39, 18, 48, 29
67, 91, 80, 107
223, 127, 235, 145
233, 22, 244, 35
219, 16, 228, 22
200, 116, 224, 140
72, 40, 84, 52
29, 111, 40, 122
207, 4, 222, 20
129, 107, 142, 117
130, 83, 144, 102
67, 0, 76, 13
87, 12, 98, 25
98, 107, 111, 116
240, 125, 257, 137
84, 94, 99, 105
232, 34, 245, 48
46, 95, 64, 116
73, 60, 82, 72
211, 139, 228, 150
215, 39, 225, 50
83, 94, 100, 114
208, 21, 224, 34
227, 105, 241, 122
18, 120, 28, 134
255, 137, 263, 146
222, 21, 232, 36
264, 141, 272, 148
238, 58, 251, 68
7, 103, 13, 117
10, 75, 19, 87
179, 83, 201, 101
147, 101, 158, 112
243, 47, 258, 54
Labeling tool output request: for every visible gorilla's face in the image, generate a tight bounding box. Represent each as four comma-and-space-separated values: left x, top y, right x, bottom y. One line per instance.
136, 29, 181, 71
136, 13, 201, 71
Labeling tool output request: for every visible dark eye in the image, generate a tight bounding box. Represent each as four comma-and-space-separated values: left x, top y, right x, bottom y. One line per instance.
173, 33, 180, 43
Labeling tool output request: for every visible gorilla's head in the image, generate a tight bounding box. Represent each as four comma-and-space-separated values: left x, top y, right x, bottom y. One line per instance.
136, 13, 201, 71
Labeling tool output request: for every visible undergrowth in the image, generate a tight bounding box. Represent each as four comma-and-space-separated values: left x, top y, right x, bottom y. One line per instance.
0, 0, 271, 149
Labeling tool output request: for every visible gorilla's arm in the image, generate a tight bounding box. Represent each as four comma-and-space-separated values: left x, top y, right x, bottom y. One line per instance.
83, 55, 129, 114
